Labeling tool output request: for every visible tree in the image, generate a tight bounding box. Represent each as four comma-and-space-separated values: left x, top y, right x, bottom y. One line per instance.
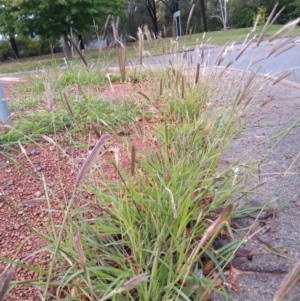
9, 0, 126, 60
210, 0, 228, 29
160, 0, 181, 35
289, 0, 300, 18
228, 0, 290, 28
145, 0, 159, 37
199, 0, 208, 32
0, 1, 19, 58
154, 0, 206, 35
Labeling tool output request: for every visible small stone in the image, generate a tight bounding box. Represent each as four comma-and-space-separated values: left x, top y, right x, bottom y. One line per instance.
6, 179, 13, 189
29, 151, 38, 156
34, 191, 42, 198
28, 204, 33, 209
25, 245, 32, 251
5, 169, 11, 173
36, 166, 42, 172
0, 162, 8, 169
18, 211, 23, 215
0, 203, 4, 209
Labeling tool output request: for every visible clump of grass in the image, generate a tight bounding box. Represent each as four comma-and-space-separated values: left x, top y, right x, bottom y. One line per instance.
1, 9, 300, 300
0, 89, 140, 146
6, 60, 254, 300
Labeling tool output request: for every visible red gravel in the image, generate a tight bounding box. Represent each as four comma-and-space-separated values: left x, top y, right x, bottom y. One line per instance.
0, 77, 159, 300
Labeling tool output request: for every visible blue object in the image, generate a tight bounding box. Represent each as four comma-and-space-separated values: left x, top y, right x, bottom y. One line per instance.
0, 83, 11, 123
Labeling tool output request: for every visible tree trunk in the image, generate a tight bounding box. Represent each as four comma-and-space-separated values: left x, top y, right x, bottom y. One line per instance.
199, 0, 208, 32
63, 34, 72, 61
146, 0, 159, 38
9, 36, 19, 59
78, 34, 85, 51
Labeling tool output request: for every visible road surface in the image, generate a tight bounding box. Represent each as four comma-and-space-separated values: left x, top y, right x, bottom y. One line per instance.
142, 36, 300, 83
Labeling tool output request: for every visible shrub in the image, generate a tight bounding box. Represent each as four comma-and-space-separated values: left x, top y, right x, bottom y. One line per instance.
0, 36, 63, 62
0, 40, 14, 61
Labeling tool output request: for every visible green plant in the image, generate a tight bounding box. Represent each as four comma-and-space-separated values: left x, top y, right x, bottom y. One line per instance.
1, 9, 300, 300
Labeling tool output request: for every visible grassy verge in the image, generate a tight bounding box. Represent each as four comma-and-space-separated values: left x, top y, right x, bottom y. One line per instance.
1, 24, 300, 75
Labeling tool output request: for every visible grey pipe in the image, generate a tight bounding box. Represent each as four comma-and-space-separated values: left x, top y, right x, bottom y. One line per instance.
0, 83, 11, 123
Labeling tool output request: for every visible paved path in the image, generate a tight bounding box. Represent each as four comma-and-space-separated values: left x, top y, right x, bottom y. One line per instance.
208, 70, 300, 300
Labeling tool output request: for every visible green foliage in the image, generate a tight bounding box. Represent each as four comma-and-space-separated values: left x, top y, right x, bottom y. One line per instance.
0, 0, 16, 36
289, 0, 300, 18
0, 41, 13, 61
0, 37, 62, 62
256, 6, 267, 25
228, 0, 289, 28
9, 0, 127, 40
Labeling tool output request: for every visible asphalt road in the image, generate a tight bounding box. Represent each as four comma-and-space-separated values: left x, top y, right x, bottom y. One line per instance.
142, 36, 300, 83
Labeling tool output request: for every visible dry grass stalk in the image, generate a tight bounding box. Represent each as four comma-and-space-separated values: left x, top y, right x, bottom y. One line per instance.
185, 204, 233, 277
214, 43, 228, 66
186, 4, 195, 35
195, 63, 200, 84
181, 76, 185, 99
18, 141, 27, 155
273, 258, 300, 301
131, 145, 136, 177
98, 274, 149, 301
0, 265, 15, 301
77, 83, 87, 100
44, 81, 55, 112
138, 27, 144, 65
269, 18, 300, 41
122, 273, 149, 290
256, 4, 285, 47
272, 70, 292, 85
90, 123, 101, 139
63, 92, 74, 117
143, 25, 152, 46
75, 133, 110, 187
104, 15, 111, 32
250, 15, 261, 36
242, 96, 253, 110
235, 35, 256, 62
160, 79, 163, 96
266, 35, 298, 58
68, 37, 88, 67
137, 91, 150, 101
111, 17, 124, 48
165, 187, 177, 218
105, 73, 114, 92
74, 233, 87, 275
117, 46, 126, 82
111, 19, 126, 82
274, 44, 296, 57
